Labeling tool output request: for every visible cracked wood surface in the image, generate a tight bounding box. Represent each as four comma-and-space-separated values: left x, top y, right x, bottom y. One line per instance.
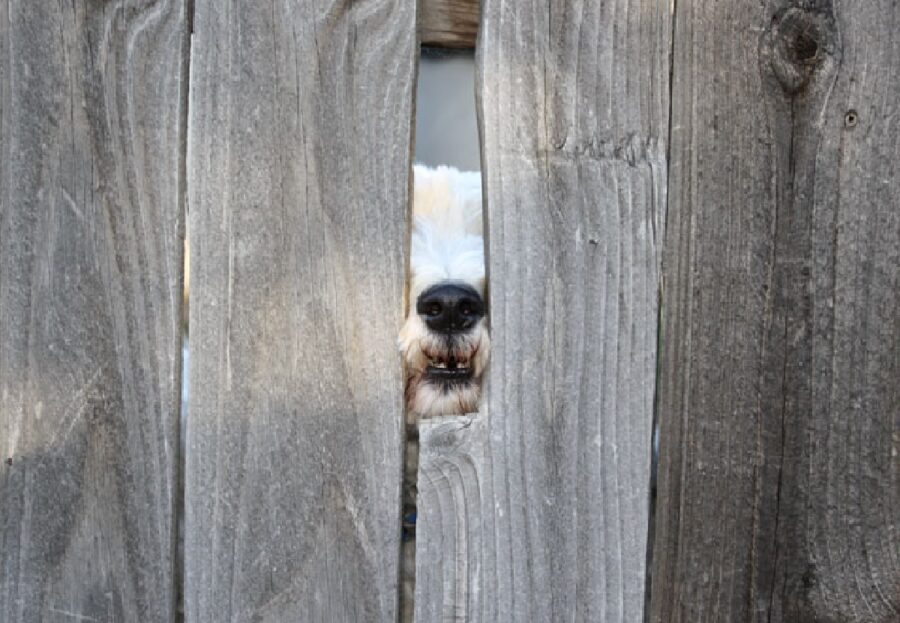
0, 1, 188, 621
650, 2, 900, 621
185, 1, 415, 621
414, 0, 671, 620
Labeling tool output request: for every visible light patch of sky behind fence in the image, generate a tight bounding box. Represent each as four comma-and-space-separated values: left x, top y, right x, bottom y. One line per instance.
415, 51, 480, 172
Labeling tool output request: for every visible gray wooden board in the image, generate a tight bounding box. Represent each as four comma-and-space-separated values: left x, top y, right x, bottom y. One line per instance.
415, 416, 488, 623
650, 1, 900, 621
0, 1, 188, 621
185, 1, 415, 621
414, 1, 671, 620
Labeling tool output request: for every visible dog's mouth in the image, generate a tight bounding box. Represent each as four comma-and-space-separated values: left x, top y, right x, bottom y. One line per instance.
425, 354, 473, 382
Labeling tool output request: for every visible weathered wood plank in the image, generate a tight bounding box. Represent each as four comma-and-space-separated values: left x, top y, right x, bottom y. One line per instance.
650, 2, 900, 621
421, 0, 479, 49
184, 1, 415, 621
414, 1, 671, 620
0, 2, 188, 621
414, 416, 487, 622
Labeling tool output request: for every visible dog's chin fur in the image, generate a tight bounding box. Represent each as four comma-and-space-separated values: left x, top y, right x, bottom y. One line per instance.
400, 165, 489, 418
399, 314, 490, 417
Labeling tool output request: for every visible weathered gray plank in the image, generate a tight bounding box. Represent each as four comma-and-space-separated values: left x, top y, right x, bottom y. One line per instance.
421, 0, 479, 49
184, 1, 415, 621
0, 1, 188, 621
414, 1, 671, 620
414, 416, 487, 623
651, 2, 900, 621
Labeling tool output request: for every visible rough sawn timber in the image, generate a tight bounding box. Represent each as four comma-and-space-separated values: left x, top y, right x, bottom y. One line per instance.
650, 1, 900, 621
0, 1, 188, 621
414, 0, 672, 620
185, 1, 415, 621
421, 0, 480, 49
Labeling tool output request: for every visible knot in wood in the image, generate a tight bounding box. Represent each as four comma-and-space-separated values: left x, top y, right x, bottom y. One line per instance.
763, 8, 836, 95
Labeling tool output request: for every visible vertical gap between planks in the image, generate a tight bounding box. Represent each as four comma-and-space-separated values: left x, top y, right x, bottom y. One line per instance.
644, 0, 678, 621
401, 41, 483, 622
398, 5, 422, 619
644, 280, 664, 622
176, 0, 195, 620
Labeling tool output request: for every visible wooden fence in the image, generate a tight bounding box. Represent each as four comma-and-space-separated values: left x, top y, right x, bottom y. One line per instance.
1, 1, 897, 622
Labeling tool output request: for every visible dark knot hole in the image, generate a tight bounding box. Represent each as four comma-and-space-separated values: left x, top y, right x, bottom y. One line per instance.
792, 29, 819, 63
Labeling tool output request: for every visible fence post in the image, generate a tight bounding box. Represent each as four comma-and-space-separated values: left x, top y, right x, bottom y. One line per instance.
184, 1, 415, 620
651, 3, 900, 621
0, 3, 188, 620
414, 1, 672, 620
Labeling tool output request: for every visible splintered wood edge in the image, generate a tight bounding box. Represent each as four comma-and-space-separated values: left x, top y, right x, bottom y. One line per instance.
421, 0, 479, 48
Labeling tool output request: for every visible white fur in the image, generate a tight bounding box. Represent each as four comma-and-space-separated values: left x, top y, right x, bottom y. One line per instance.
408, 165, 485, 306
400, 165, 490, 418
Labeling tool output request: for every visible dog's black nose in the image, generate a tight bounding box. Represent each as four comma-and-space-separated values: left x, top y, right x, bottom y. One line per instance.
417, 283, 484, 332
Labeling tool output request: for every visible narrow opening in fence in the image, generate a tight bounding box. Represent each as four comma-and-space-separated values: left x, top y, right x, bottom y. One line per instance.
644, 291, 664, 622
177, 221, 189, 622
399, 45, 483, 623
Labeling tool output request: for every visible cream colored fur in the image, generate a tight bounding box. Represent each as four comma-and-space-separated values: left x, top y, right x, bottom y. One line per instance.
399, 165, 489, 417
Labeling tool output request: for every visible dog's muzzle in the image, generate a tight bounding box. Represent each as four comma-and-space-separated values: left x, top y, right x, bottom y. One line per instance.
416, 283, 484, 383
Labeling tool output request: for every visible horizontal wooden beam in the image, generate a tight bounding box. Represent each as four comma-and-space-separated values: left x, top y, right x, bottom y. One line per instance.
421, 0, 479, 48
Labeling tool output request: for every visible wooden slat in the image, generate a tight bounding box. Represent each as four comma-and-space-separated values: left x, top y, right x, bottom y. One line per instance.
421, 0, 479, 48
650, 2, 900, 622
0, 2, 187, 621
414, 1, 672, 620
184, 1, 415, 620
414, 416, 487, 622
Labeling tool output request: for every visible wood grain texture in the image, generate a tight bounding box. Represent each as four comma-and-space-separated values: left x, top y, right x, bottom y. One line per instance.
421, 0, 480, 49
414, 416, 487, 623
0, 1, 187, 621
650, 1, 900, 621
184, 1, 415, 621
413, 1, 671, 620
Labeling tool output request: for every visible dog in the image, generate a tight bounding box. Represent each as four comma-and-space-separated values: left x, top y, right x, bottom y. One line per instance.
398, 165, 490, 417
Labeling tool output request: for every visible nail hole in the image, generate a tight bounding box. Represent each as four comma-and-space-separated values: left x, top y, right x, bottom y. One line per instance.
844, 109, 858, 128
